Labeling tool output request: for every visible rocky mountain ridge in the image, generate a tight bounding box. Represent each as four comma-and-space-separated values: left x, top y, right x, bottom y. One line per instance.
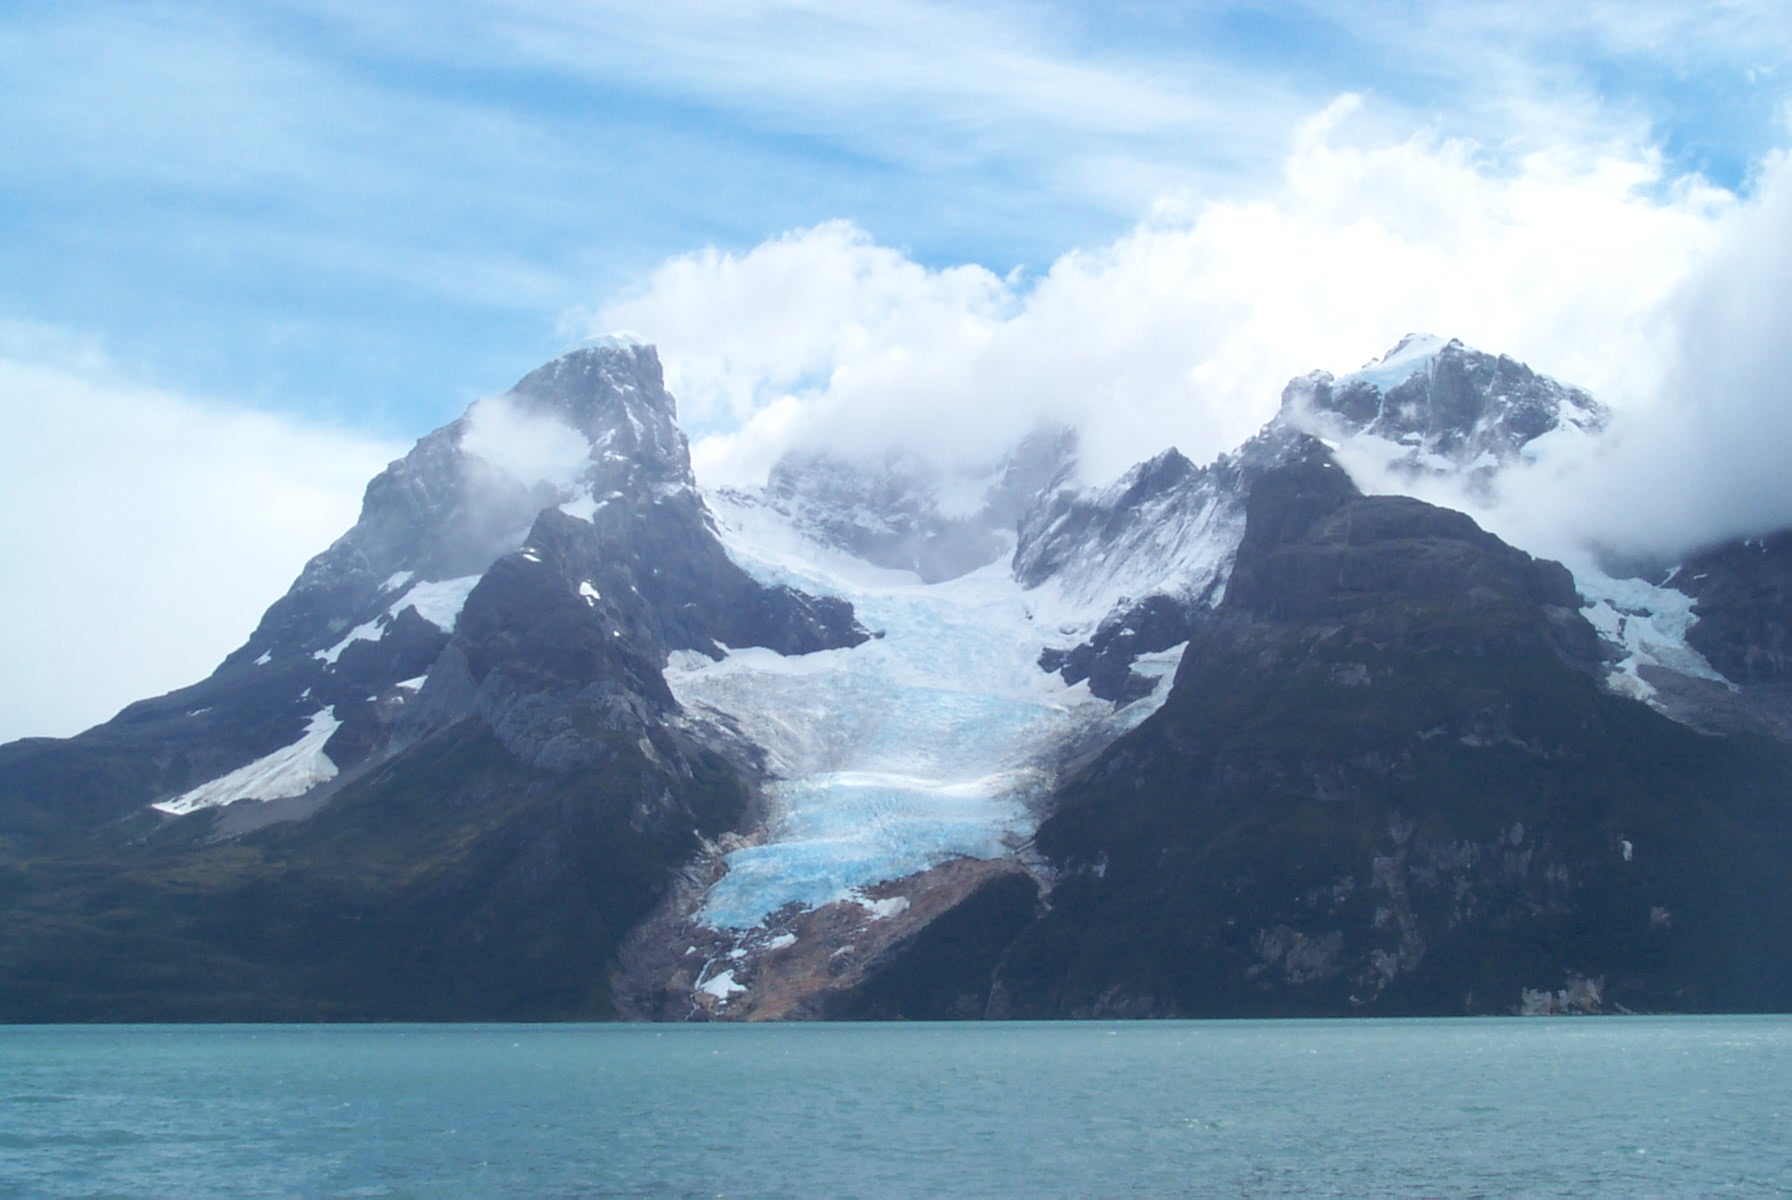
2, 333, 1790, 1020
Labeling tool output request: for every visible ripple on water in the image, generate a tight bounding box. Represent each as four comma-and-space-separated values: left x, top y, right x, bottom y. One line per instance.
2, 1018, 1790, 1199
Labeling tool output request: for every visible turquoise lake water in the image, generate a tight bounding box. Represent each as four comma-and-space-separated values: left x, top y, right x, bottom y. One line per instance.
2, 1017, 1788, 1198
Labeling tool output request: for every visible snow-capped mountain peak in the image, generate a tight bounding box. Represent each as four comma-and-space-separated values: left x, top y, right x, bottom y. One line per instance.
103, 339, 857, 821
13, 332, 1792, 1025
1279, 333, 1609, 478
1345, 331, 1453, 391
560, 330, 647, 355
497, 339, 694, 502
732, 427, 1079, 586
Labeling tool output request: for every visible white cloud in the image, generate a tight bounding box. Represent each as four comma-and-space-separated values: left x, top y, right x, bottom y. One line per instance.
1432, 148, 1792, 565
1634, 147, 1792, 552
461, 394, 591, 491
0, 337, 401, 742
596, 98, 1732, 495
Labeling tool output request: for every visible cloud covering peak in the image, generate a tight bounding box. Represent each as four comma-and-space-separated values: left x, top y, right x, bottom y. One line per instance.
595, 98, 1733, 509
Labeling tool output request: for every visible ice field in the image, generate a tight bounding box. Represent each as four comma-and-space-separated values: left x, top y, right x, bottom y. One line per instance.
672, 496, 1184, 930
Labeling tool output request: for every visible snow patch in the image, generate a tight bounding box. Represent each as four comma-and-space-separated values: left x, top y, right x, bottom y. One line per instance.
382, 570, 415, 592
314, 574, 482, 662
314, 618, 385, 664
579, 580, 601, 606
253, 650, 272, 667
559, 493, 598, 522
1342, 333, 1448, 393
697, 968, 745, 1001
859, 895, 911, 920
395, 675, 427, 692
1574, 564, 1728, 699
1128, 642, 1189, 690
395, 575, 481, 633
154, 709, 341, 816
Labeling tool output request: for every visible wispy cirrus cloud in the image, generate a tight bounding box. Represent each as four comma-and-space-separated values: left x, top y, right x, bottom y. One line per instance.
5, 0, 1786, 430
6, 0, 1792, 744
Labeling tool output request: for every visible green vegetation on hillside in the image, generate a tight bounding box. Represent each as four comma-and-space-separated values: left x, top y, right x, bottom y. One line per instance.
0, 723, 746, 1021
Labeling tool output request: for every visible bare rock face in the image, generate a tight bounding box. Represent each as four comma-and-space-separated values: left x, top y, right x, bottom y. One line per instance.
1678, 532, 1792, 686
503, 340, 695, 501
992, 447, 1792, 1017
0, 342, 869, 1020
7, 332, 1792, 1023
612, 857, 1039, 1022
1624, 530, 1792, 745
1223, 443, 1599, 664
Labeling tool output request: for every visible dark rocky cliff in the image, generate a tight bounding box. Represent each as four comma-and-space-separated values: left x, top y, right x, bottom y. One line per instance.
6, 336, 1792, 1022
988, 444, 1792, 1017
0, 342, 867, 1020
1679, 533, 1792, 687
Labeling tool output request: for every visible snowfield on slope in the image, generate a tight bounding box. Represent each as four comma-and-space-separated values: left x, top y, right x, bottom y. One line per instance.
314, 574, 483, 663
1572, 563, 1729, 699
1344, 332, 1451, 393
153, 708, 341, 815
672, 493, 1185, 930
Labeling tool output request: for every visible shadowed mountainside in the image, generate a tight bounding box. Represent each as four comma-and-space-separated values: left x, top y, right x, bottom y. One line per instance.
989, 444, 1792, 1017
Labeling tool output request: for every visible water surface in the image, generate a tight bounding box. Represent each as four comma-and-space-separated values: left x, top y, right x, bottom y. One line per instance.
3, 1017, 1788, 1198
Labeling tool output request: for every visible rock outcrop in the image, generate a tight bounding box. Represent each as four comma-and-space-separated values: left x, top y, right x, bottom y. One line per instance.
993, 447, 1792, 1017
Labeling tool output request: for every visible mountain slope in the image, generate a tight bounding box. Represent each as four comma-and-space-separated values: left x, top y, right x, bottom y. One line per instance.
991, 446, 1792, 1016
5, 333, 1792, 1021
0, 340, 868, 1019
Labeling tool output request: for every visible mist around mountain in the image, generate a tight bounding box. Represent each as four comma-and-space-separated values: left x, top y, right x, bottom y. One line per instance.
2, 334, 1790, 1020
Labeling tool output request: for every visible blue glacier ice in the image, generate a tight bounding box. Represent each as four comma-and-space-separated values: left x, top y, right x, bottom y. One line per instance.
672, 495, 1184, 930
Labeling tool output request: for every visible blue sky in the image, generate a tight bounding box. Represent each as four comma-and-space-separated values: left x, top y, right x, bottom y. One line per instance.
5, 1, 1787, 434
4, 0, 1792, 740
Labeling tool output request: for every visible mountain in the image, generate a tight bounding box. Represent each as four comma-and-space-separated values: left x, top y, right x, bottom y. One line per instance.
741, 426, 1077, 585
0, 339, 866, 1018
1282, 332, 1609, 481
995, 446, 1792, 1016
1023, 333, 1609, 703
2, 333, 1790, 1020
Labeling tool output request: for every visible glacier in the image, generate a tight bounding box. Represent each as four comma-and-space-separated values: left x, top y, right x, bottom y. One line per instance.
674, 493, 1185, 930
1573, 564, 1729, 699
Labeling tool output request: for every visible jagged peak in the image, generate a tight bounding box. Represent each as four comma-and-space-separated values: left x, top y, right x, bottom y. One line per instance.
1277, 333, 1460, 412
1099, 446, 1195, 503
1275, 334, 1607, 473
1340, 332, 1457, 392
510, 338, 669, 415
559, 330, 648, 357
484, 339, 693, 499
